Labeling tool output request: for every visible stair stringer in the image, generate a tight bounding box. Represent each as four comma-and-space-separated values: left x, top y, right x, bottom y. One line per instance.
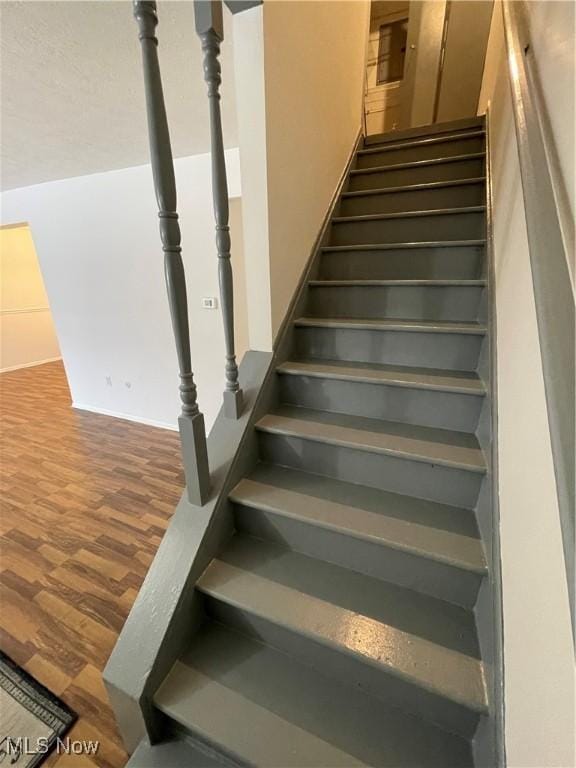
103, 130, 363, 755
103, 350, 271, 751
472, 104, 505, 768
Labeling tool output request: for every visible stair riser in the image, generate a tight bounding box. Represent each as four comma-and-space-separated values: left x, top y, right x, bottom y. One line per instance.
233, 504, 482, 608
257, 432, 483, 508
128, 729, 236, 768
293, 326, 484, 371
355, 136, 485, 169
348, 158, 485, 191
319, 246, 485, 280
163, 723, 242, 768
365, 118, 484, 147
307, 285, 484, 322
339, 182, 485, 216
202, 598, 481, 739
329, 212, 485, 246
277, 374, 483, 432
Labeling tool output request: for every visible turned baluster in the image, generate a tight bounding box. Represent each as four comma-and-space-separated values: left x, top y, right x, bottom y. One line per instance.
133, 0, 210, 505
195, 0, 243, 419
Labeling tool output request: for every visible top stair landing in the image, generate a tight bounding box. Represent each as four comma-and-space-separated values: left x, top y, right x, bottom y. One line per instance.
364, 116, 486, 148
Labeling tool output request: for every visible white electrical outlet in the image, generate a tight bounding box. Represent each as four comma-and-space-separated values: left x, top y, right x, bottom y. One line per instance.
201, 297, 218, 309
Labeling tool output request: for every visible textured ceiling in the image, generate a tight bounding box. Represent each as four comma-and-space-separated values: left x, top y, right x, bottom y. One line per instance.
0, 1, 238, 190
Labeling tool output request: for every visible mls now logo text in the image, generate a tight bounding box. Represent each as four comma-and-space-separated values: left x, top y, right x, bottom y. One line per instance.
0, 736, 100, 760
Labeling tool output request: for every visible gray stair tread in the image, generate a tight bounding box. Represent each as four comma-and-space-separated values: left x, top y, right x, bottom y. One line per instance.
126, 737, 225, 768
256, 406, 486, 473
276, 358, 485, 394
156, 623, 474, 768
308, 279, 486, 287
357, 130, 485, 156
365, 117, 484, 146
349, 152, 485, 175
342, 177, 486, 197
295, 316, 487, 335
197, 535, 487, 712
245, 463, 481, 536
230, 467, 486, 573
332, 206, 485, 222
321, 239, 486, 251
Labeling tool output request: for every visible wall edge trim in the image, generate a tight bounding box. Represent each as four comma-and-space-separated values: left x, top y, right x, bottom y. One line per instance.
0, 356, 62, 374
71, 402, 179, 432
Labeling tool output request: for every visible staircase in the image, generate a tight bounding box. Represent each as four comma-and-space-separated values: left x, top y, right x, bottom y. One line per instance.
130, 116, 496, 767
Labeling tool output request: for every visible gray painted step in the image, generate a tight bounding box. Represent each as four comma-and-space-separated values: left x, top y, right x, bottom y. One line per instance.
359, 128, 484, 150
309, 278, 486, 287
276, 358, 485, 432
198, 535, 487, 737
348, 154, 485, 191
307, 280, 485, 322
364, 116, 485, 146
319, 241, 486, 281
329, 207, 486, 246
356, 133, 485, 169
256, 406, 485, 507
156, 622, 474, 767
230, 465, 486, 606
339, 178, 486, 216
256, 406, 486, 473
277, 358, 485, 394
258, 426, 483, 508
295, 316, 486, 335
293, 317, 486, 371
126, 737, 227, 768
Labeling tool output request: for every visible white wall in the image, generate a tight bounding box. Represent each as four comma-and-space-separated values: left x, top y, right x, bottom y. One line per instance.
526, 0, 575, 286
232, 5, 273, 352
480, 4, 575, 766
0, 223, 61, 371
524, 0, 575, 230
264, 0, 370, 337
0, 150, 247, 432
435, 1, 493, 124
233, 0, 370, 348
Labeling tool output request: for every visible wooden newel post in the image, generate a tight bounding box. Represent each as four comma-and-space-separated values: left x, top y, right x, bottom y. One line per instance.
133, 0, 210, 506
195, 0, 243, 419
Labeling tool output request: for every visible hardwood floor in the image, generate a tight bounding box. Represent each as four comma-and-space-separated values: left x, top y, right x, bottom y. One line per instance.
0, 361, 184, 767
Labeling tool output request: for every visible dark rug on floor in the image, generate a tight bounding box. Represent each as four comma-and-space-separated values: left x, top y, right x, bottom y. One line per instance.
0, 651, 77, 767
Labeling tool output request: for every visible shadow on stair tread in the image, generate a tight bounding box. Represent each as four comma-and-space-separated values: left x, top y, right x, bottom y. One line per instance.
155, 622, 475, 768
230, 464, 486, 573
276, 358, 486, 394
256, 405, 486, 473
341, 177, 486, 197
363, 116, 485, 147
196, 534, 487, 723
126, 737, 228, 768
357, 130, 485, 160
294, 316, 486, 334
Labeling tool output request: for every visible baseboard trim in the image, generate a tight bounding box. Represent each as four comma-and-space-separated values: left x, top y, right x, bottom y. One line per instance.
0, 356, 62, 374
0, 306, 51, 316
71, 402, 178, 432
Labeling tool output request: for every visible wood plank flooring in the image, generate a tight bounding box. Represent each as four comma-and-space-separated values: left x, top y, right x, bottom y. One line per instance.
0, 361, 184, 767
